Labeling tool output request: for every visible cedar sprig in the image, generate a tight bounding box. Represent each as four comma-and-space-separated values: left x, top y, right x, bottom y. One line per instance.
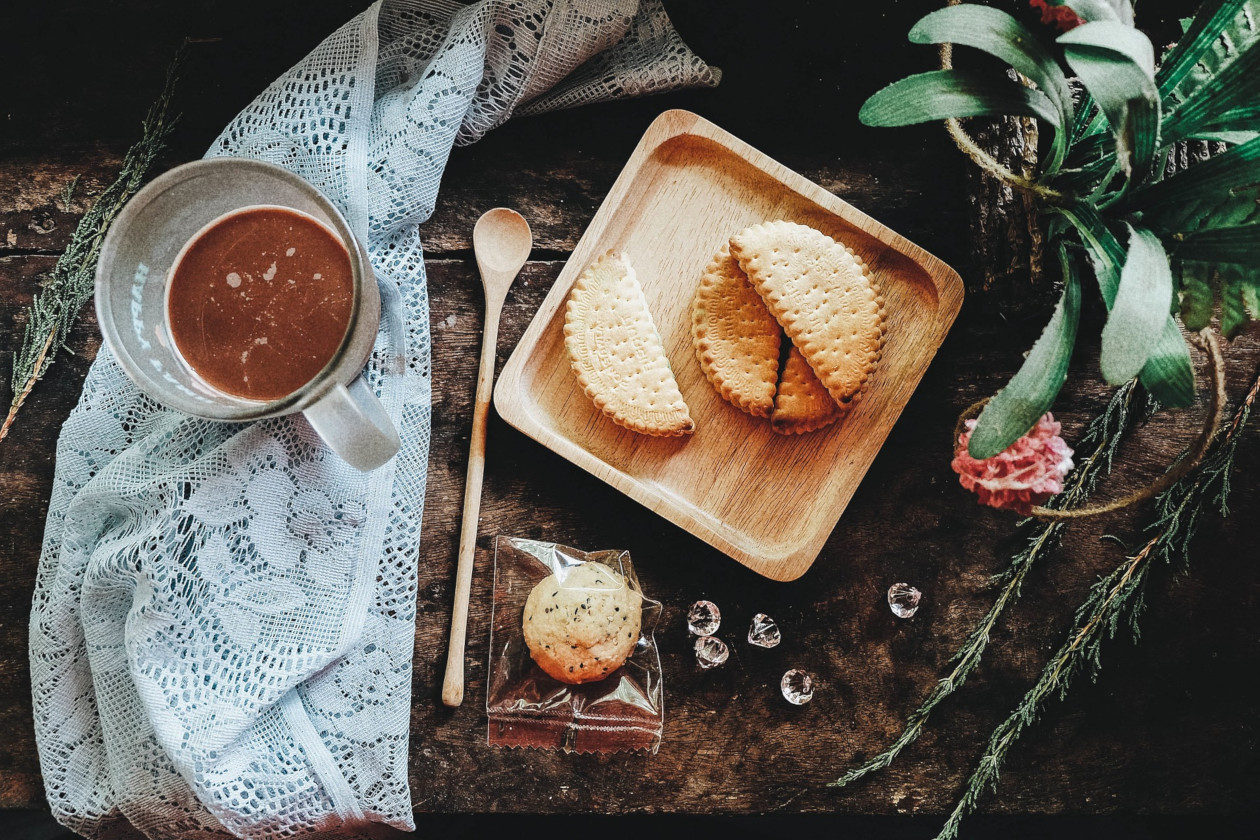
2, 44, 184, 443
933, 362, 1260, 840
830, 378, 1145, 789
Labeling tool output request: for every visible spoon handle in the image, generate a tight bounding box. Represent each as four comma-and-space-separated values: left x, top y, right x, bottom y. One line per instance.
441, 295, 504, 707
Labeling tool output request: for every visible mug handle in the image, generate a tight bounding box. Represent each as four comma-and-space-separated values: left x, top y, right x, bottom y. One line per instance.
303, 377, 400, 471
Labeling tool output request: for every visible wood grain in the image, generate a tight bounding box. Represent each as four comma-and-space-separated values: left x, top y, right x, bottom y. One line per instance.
495, 111, 963, 581
3, 0, 1260, 826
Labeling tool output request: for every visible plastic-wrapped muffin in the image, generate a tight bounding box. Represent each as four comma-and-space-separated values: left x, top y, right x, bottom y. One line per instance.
522, 560, 643, 684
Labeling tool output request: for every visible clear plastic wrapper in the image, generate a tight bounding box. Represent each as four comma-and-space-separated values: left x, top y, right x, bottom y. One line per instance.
486, 537, 663, 753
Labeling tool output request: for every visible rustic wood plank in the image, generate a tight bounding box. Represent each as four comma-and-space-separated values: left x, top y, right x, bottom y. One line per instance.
4, 249, 1260, 815
0, 151, 126, 255
4, 215, 1260, 818
1, 141, 967, 263
409, 255, 1260, 816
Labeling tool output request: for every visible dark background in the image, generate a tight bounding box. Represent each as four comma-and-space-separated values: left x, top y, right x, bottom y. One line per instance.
2, 1, 1256, 838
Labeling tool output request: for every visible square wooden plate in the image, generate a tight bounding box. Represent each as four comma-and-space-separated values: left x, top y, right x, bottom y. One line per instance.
494, 109, 963, 581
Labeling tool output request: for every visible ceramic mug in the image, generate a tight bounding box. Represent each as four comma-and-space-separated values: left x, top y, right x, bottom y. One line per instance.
95, 158, 400, 471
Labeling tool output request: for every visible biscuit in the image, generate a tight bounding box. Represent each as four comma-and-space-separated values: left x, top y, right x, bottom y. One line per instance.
522, 561, 644, 684
772, 344, 849, 434
564, 250, 695, 436
691, 245, 781, 418
729, 221, 885, 406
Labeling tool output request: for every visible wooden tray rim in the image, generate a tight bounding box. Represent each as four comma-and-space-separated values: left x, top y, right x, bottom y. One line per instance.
494, 108, 964, 581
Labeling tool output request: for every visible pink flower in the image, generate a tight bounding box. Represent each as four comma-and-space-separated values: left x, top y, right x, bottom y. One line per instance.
951, 413, 1075, 514
1030, 0, 1084, 32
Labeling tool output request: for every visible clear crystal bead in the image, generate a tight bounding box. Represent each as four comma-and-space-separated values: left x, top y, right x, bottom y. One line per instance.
687, 600, 721, 636
887, 582, 922, 618
781, 669, 814, 704
747, 613, 781, 648
694, 636, 729, 669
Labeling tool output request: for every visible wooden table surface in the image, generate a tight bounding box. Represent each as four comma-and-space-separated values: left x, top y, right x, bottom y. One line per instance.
2, 0, 1258, 833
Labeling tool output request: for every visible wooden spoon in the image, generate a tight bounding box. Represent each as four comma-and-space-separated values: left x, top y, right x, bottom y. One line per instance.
441, 208, 533, 707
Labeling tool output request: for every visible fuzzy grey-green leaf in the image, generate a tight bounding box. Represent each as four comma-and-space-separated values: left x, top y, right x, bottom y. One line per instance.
859, 69, 1061, 128
969, 252, 1080, 459
1101, 226, 1174, 383
1063, 0, 1124, 22
1059, 21, 1160, 181
1053, 206, 1195, 406
908, 4, 1074, 164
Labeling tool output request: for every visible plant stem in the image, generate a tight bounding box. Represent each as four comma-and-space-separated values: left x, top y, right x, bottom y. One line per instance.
1031, 330, 1227, 520
0, 330, 55, 441
2, 43, 184, 444
936, 0, 1071, 206
933, 362, 1260, 840
830, 380, 1142, 789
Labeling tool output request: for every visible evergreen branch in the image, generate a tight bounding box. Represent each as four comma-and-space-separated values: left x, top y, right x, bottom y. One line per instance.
934, 363, 1260, 840
829, 380, 1144, 789
2, 43, 184, 443
60, 174, 81, 212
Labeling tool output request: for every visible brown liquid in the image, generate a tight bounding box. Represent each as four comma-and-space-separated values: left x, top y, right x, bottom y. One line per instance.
167, 207, 354, 401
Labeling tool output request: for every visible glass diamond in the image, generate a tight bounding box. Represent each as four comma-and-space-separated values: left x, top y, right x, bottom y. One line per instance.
694, 635, 729, 669
687, 600, 721, 636
887, 582, 922, 618
747, 613, 781, 648
781, 669, 814, 705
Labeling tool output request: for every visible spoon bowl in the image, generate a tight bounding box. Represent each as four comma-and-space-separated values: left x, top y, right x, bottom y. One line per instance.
474, 208, 533, 279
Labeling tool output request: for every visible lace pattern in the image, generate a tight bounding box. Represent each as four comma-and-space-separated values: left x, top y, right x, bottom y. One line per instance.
28, 2, 717, 837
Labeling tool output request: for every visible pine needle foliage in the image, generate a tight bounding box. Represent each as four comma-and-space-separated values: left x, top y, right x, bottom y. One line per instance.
2, 45, 184, 443
830, 379, 1145, 790
933, 365, 1260, 840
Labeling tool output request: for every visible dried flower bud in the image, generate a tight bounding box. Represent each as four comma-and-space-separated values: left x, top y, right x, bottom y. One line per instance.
951, 413, 1074, 514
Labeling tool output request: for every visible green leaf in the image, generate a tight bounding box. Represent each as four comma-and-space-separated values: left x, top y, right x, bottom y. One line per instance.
1175, 224, 1260, 263
1063, 0, 1123, 22
1162, 32, 1260, 144
859, 69, 1061, 128
1158, 0, 1258, 107
1180, 261, 1260, 337
1101, 226, 1175, 383
1070, 93, 1103, 144
1243, 273, 1260, 318
1187, 130, 1260, 145
908, 5, 1073, 168
1053, 206, 1196, 406
1127, 136, 1260, 235
1140, 317, 1197, 407
1184, 105, 1260, 140
1220, 268, 1250, 337
969, 249, 1081, 459
1177, 266, 1215, 330
1059, 22, 1160, 183
1052, 205, 1124, 300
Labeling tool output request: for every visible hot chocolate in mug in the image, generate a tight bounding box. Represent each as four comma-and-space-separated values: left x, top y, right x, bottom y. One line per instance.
95, 158, 399, 471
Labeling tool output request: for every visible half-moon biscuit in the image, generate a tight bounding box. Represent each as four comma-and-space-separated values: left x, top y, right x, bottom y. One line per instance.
729, 221, 885, 406
691, 245, 781, 418
564, 250, 695, 436
772, 344, 849, 435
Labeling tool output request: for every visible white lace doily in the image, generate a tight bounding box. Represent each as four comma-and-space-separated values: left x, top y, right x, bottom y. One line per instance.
28, 2, 717, 837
